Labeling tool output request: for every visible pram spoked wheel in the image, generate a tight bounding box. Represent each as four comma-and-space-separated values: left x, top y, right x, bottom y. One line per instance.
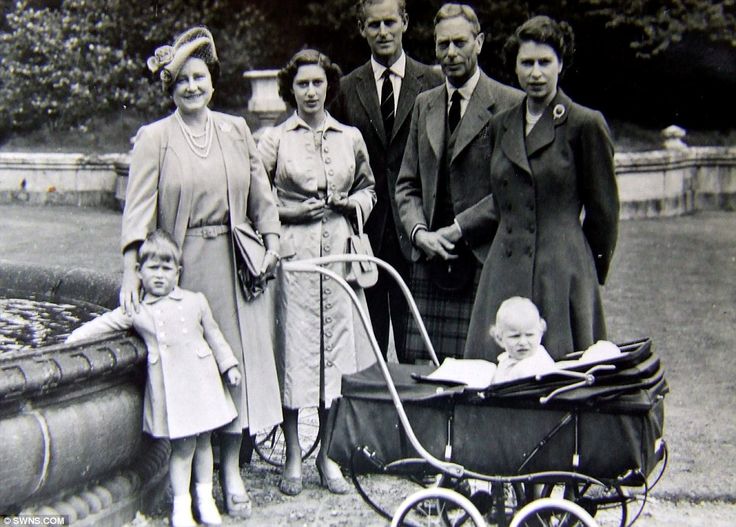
253, 407, 320, 466
538, 481, 625, 527
390, 487, 487, 527
509, 497, 598, 527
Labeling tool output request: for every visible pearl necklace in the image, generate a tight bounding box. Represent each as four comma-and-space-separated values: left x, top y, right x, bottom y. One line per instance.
175, 109, 213, 159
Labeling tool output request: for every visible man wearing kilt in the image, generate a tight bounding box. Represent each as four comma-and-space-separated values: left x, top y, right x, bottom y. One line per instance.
395, 3, 522, 362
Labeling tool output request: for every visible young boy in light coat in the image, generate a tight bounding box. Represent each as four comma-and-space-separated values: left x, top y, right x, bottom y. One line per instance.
67, 229, 240, 527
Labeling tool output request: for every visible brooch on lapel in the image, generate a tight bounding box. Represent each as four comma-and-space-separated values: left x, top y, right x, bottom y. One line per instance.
553, 104, 566, 120
218, 122, 233, 133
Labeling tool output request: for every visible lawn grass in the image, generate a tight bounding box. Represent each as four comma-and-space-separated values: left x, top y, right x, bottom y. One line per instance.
604, 212, 736, 500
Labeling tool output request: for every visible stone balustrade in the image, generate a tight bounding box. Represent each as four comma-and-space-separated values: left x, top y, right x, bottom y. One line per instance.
0, 152, 129, 209
2, 145, 733, 219
615, 146, 736, 218
1, 69, 734, 218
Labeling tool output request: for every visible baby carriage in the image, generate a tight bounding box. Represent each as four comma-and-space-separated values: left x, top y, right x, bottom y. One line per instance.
283, 255, 668, 526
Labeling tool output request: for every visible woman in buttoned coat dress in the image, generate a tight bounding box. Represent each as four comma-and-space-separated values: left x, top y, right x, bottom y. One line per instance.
465, 16, 619, 362
120, 27, 281, 518
258, 49, 376, 496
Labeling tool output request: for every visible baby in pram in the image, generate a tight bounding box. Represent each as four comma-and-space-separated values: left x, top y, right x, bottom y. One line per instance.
490, 296, 623, 384
490, 296, 556, 384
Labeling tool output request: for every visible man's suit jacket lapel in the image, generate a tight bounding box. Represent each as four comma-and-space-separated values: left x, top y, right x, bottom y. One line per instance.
355, 62, 386, 144
451, 73, 494, 165
422, 87, 446, 225
393, 58, 421, 143
425, 87, 446, 162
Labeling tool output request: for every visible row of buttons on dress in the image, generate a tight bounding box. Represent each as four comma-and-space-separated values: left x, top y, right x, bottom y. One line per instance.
501, 175, 536, 258
320, 141, 339, 366
504, 244, 535, 257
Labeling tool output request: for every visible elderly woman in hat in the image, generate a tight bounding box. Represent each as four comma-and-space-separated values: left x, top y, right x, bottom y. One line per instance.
121, 27, 281, 525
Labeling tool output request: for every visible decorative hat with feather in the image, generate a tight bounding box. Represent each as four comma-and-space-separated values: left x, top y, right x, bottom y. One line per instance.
147, 27, 218, 91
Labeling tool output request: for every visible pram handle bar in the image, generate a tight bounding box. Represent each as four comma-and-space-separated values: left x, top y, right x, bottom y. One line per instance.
282, 256, 464, 478
537, 365, 617, 404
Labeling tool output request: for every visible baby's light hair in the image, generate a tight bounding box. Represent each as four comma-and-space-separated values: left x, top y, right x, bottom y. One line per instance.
495, 296, 541, 328
490, 296, 547, 345
138, 229, 182, 267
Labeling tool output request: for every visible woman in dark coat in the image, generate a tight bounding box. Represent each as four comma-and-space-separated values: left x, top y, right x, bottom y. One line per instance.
464, 16, 619, 361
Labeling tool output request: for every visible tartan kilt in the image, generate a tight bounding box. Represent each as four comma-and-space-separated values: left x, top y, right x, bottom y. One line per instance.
402, 261, 481, 363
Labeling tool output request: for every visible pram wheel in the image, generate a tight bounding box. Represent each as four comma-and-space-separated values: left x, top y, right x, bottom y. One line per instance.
457, 481, 523, 525
509, 497, 598, 527
538, 481, 625, 527
349, 454, 440, 523
391, 487, 487, 527
253, 407, 320, 467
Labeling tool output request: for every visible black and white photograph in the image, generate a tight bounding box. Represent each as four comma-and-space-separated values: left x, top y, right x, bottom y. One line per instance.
1, 1, 734, 525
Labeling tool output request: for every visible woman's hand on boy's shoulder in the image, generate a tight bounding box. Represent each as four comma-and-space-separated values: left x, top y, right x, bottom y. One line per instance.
225, 366, 242, 386
120, 258, 142, 315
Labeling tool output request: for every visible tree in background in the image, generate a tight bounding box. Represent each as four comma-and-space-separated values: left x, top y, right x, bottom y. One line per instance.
0, 0, 140, 131
287, 0, 735, 67
0, 0, 733, 137
588, 0, 736, 57
291, 0, 735, 127
0, 0, 274, 135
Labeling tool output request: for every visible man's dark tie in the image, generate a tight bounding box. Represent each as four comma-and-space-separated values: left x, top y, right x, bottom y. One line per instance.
449, 90, 462, 133
380, 69, 395, 137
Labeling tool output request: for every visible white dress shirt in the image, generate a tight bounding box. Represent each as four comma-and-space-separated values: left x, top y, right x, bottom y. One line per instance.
371, 51, 406, 115
445, 67, 481, 120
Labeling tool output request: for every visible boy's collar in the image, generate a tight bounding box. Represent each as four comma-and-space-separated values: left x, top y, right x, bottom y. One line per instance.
142, 286, 184, 304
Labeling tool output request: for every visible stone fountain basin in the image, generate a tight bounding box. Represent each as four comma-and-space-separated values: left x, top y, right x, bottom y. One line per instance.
0, 260, 168, 525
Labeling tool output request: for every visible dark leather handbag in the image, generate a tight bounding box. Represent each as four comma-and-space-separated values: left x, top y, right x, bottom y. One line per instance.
344, 206, 379, 288
232, 221, 267, 301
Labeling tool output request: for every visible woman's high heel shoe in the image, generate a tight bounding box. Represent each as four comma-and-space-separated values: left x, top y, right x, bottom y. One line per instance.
219, 473, 252, 519
278, 475, 303, 496
316, 463, 350, 495
223, 492, 252, 519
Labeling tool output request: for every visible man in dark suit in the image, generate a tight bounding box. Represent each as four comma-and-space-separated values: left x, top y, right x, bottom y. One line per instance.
395, 3, 523, 362
331, 0, 442, 362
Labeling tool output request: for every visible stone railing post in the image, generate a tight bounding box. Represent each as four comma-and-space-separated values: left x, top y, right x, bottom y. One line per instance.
662, 125, 688, 150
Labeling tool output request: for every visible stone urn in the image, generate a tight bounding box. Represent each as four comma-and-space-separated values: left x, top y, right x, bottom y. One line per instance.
243, 69, 288, 134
